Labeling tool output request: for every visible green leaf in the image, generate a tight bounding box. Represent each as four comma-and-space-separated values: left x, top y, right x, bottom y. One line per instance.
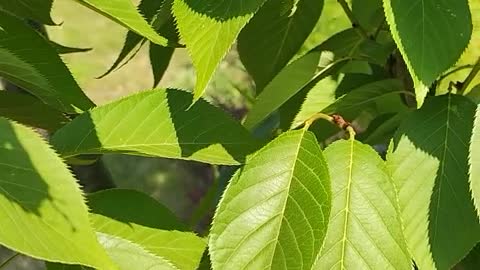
0, 0, 56, 25
87, 189, 206, 270
210, 129, 331, 269
51, 41, 92, 54
383, 0, 473, 106
237, 0, 323, 90
74, 0, 172, 46
0, 91, 70, 131
352, 0, 384, 32
387, 94, 480, 269
470, 104, 480, 218
292, 79, 407, 128
51, 89, 258, 165
0, 118, 115, 269
149, 45, 175, 87
97, 232, 178, 270
314, 139, 411, 270
172, 0, 267, 101
0, 12, 94, 113
361, 111, 411, 145
100, 0, 173, 78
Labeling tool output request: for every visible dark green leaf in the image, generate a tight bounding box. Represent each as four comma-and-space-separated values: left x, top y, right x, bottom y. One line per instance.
383, 0, 473, 106
238, 0, 323, 91
0, 91, 69, 131
0, 0, 56, 25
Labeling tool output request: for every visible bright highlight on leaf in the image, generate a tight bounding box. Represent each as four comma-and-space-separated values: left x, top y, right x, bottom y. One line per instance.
0, 118, 115, 269
172, 0, 267, 101
74, 0, 172, 46
210, 129, 331, 269
315, 139, 411, 269
387, 94, 480, 269
51, 89, 259, 165
470, 105, 480, 218
382, 0, 473, 106
0, 12, 94, 113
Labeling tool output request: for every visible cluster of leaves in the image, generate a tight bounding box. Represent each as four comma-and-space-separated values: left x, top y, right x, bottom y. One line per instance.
0, 0, 479, 269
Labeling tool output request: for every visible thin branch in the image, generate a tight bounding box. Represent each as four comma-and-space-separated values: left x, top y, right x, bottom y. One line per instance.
0, 253, 19, 269
459, 58, 480, 95
337, 0, 369, 39
437, 64, 474, 85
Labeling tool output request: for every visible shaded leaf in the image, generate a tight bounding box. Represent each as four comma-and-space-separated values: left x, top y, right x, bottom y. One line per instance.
149, 44, 175, 87
172, 0, 267, 101
210, 129, 331, 269
352, 0, 384, 32
387, 94, 480, 269
0, 12, 95, 113
383, 0, 473, 106
0, 0, 56, 25
238, 0, 323, 90
51, 89, 258, 165
51, 41, 92, 54
75, 0, 173, 46
0, 91, 69, 131
0, 118, 115, 269
315, 139, 411, 270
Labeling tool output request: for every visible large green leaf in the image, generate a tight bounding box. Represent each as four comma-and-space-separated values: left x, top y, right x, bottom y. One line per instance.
469, 104, 480, 218
0, 0, 56, 25
237, 0, 323, 91
97, 233, 178, 270
387, 94, 480, 269
210, 129, 331, 269
51, 89, 258, 165
352, 0, 384, 32
74, 0, 172, 46
172, 0, 267, 101
0, 12, 94, 113
88, 189, 206, 270
0, 91, 69, 131
0, 118, 115, 269
314, 139, 411, 269
383, 0, 473, 106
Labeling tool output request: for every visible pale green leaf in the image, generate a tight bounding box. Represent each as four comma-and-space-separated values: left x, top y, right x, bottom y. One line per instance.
88, 189, 206, 270
383, 0, 473, 106
315, 139, 411, 270
0, 118, 115, 269
387, 94, 480, 269
237, 0, 323, 90
74, 0, 172, 46
172, 0, 267, 101
0, 91, 69, 131
210, 129, 331, 269
97, 232, 178, 270
51, 89, 258, 165
0, 12, 94, 113
469, 104, 480, 218
0, 0, 56, 25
